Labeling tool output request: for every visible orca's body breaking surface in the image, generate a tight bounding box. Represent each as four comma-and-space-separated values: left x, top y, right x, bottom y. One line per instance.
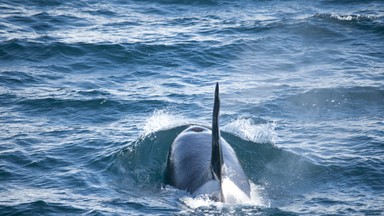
165, 83, 250, 202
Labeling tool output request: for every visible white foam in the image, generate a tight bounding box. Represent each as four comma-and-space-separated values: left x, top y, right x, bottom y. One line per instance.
330, 14, 375, 21
249, 182, 270, 207
223, 118, 277, 144
140, 109, 187, 137
181, 194, 218, 209
180, 181, 269, 209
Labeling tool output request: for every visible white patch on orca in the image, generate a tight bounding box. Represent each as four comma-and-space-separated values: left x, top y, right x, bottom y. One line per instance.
192, 180, 220, 199
221, 177, 251, 204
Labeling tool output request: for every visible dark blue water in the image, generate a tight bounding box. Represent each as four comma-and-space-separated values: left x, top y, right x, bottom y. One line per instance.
1, 0, 383, 215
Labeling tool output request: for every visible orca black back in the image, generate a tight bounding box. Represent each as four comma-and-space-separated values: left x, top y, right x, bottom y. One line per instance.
164, 83, 250, 202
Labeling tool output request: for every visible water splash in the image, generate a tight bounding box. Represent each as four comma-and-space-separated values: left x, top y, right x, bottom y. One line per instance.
223, 118, 277, 144
181, 194, 218, 209
180, 181, 268, 209
140, 109, 187, 137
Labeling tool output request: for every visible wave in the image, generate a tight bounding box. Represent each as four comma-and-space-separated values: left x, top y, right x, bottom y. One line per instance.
223, 118, 277, 144
245, 86, 384, 121
314, 13, 380, 22
108, 110, 326, 210
20, 99, 167, 124
0, 88, 172, 125
0, 39, 239, 73
0, 71, 43, 89
312, 13, 384, 33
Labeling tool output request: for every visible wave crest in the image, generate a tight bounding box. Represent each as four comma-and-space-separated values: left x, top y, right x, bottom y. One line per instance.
223, 118, 276, 144
141, 109, 187, 137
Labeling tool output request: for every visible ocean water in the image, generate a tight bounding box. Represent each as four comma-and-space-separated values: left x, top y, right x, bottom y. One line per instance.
1, 0, 383, 215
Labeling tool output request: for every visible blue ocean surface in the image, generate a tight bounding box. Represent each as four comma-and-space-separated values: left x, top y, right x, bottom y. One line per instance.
0, 0, 383, 215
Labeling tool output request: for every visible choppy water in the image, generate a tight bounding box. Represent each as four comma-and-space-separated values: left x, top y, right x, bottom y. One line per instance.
1, 0, 383, 215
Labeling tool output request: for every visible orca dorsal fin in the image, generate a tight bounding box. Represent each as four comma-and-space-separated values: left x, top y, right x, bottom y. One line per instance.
211, 82, 224, 201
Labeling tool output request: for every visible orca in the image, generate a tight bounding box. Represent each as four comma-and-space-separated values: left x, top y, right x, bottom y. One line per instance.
165, 83, 250, 203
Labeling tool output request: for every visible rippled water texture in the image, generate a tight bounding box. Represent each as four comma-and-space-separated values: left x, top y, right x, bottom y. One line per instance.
1, 0, 383, 215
